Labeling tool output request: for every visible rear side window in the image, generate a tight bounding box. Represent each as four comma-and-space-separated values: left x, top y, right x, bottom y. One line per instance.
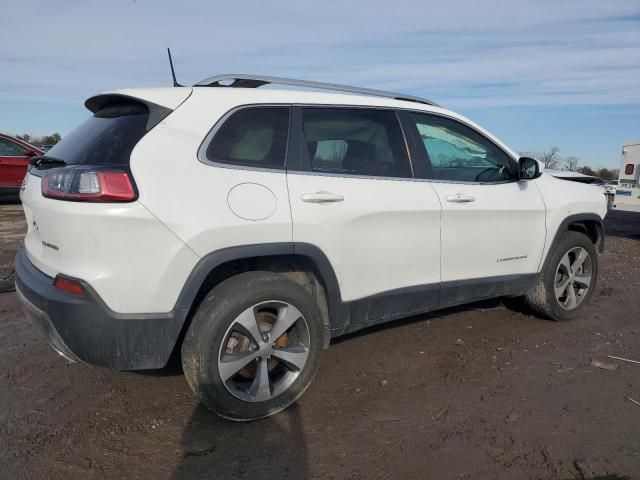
206, 107, 290, 169
45, 103, 149, 165
302, 108, 411, 178
0, 138, 27, 156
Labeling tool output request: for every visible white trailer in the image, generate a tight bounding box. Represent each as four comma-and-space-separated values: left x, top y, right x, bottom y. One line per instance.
613, 141, 640, 213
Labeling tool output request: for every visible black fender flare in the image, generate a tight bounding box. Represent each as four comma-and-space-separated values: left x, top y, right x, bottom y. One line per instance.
541, 213, 605, 270
174, 242, 345, 330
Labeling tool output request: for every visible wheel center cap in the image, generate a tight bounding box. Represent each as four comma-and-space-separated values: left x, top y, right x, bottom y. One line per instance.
258, 343, 273, 358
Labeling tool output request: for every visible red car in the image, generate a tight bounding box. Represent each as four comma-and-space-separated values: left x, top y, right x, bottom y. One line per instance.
0, 133, 43, 199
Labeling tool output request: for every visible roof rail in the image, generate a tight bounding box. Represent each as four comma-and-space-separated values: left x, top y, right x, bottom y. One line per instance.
194, 74, 439, 107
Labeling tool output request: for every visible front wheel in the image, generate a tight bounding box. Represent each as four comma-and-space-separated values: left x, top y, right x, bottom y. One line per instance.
523, 230, 598, 321
181, 272, 324, 421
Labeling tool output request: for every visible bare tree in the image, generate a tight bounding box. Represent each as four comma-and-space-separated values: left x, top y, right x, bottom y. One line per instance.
537, 147, 561, 169
12, 132, 62, 147
578, 166, 596, 176
596, 168, 617, 181
536, 147, 561, 169
565, 156, 579, 171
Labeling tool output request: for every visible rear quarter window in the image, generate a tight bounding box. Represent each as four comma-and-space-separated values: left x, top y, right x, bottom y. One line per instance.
205, 107, 290, 169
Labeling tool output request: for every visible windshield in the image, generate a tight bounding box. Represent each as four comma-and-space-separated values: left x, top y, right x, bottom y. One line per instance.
46, 105, 149, 165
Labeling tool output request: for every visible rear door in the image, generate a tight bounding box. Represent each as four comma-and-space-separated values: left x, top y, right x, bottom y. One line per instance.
403, 111, 546, 307
286, 106, 441, 328
0, 137, 30, 189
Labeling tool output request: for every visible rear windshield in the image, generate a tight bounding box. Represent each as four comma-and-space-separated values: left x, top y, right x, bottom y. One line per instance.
45, 104, 149, 165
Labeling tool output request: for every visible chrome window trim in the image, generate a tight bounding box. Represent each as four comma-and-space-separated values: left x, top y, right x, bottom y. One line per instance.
197, 102, 520, 185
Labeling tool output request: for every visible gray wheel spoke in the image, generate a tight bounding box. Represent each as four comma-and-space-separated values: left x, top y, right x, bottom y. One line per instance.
574, 272, 591, 289
269, 304, 303, 342
555, 278, 570, 299
248, 360, 271, 401
219, 351, 256, 382
572, 248, 588, 271
559, 253, 571, 273
272, 345, 309, 371
233, 307, 263, 345
565, 283, 577, 309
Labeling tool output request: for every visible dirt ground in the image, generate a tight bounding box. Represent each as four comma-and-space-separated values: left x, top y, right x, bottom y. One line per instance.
0, 203, 639, 480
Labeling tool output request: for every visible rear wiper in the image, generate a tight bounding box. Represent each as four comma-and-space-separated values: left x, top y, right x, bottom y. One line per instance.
29, 156, 67, 169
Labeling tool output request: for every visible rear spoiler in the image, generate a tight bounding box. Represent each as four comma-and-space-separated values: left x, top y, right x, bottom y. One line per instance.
84, 94, 173, 131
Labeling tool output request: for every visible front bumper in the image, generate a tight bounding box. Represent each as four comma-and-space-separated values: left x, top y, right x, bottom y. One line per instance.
14, 249, 187, 370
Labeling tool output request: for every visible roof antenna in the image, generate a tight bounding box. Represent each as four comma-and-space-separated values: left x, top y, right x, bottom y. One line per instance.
167, 48, 182, 87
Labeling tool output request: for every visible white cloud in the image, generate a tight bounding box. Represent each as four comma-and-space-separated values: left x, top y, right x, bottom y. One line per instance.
1, 0, 638, 109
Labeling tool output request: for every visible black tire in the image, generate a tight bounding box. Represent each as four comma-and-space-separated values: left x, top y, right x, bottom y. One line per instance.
181, 271, 324, 421
523, 230, 598, 321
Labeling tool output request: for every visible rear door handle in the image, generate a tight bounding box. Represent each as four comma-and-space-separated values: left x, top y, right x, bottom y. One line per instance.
445, 193, 475, 203
301, 191, 344, 203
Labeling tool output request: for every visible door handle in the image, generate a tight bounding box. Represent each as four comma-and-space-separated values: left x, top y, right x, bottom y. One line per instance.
445, 193, 475, 203
301, 191, 344, 203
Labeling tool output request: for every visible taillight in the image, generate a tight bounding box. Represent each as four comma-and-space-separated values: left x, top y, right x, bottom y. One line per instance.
54, 276, 85, 295
42, 167, 136, 202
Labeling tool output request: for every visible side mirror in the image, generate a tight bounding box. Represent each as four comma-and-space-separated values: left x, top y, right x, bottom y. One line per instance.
519, 156, 542, 180
24, 149, 38, 158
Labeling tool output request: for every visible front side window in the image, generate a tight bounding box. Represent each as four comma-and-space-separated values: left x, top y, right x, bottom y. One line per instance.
302, 108, 412, 178
206, 107, 290, 169
410, 112, 515, 183
0, 138, 27, 156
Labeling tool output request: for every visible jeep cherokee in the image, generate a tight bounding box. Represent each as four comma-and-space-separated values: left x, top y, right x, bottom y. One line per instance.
15, 75, 607, 420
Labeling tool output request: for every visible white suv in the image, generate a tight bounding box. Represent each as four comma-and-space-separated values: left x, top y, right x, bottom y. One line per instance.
16, 75, 607, 420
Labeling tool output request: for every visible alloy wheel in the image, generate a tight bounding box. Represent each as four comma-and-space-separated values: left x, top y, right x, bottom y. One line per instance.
554, 246, 593, 310
218, 301, 310, 402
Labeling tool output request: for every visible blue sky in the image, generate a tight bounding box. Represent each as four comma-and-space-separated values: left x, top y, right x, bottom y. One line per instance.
1, 0, 639, 168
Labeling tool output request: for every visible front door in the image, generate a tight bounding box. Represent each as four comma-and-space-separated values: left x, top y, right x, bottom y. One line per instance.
404, 111, 547, 307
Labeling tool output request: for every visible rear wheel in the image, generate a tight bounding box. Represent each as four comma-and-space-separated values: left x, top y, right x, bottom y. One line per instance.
523, 230, 598, 321
181, 272, 324, 421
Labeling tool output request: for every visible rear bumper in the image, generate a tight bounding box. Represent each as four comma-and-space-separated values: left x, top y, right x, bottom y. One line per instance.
14, 249, 187, 370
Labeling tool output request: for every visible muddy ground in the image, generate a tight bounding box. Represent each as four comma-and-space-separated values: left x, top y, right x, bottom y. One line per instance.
0, 204, 639, 480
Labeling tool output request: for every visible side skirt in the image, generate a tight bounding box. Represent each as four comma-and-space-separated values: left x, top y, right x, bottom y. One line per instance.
331, 273, 537, 337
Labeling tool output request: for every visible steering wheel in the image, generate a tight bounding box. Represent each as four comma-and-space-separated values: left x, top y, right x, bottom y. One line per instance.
475, 165, 505, 182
